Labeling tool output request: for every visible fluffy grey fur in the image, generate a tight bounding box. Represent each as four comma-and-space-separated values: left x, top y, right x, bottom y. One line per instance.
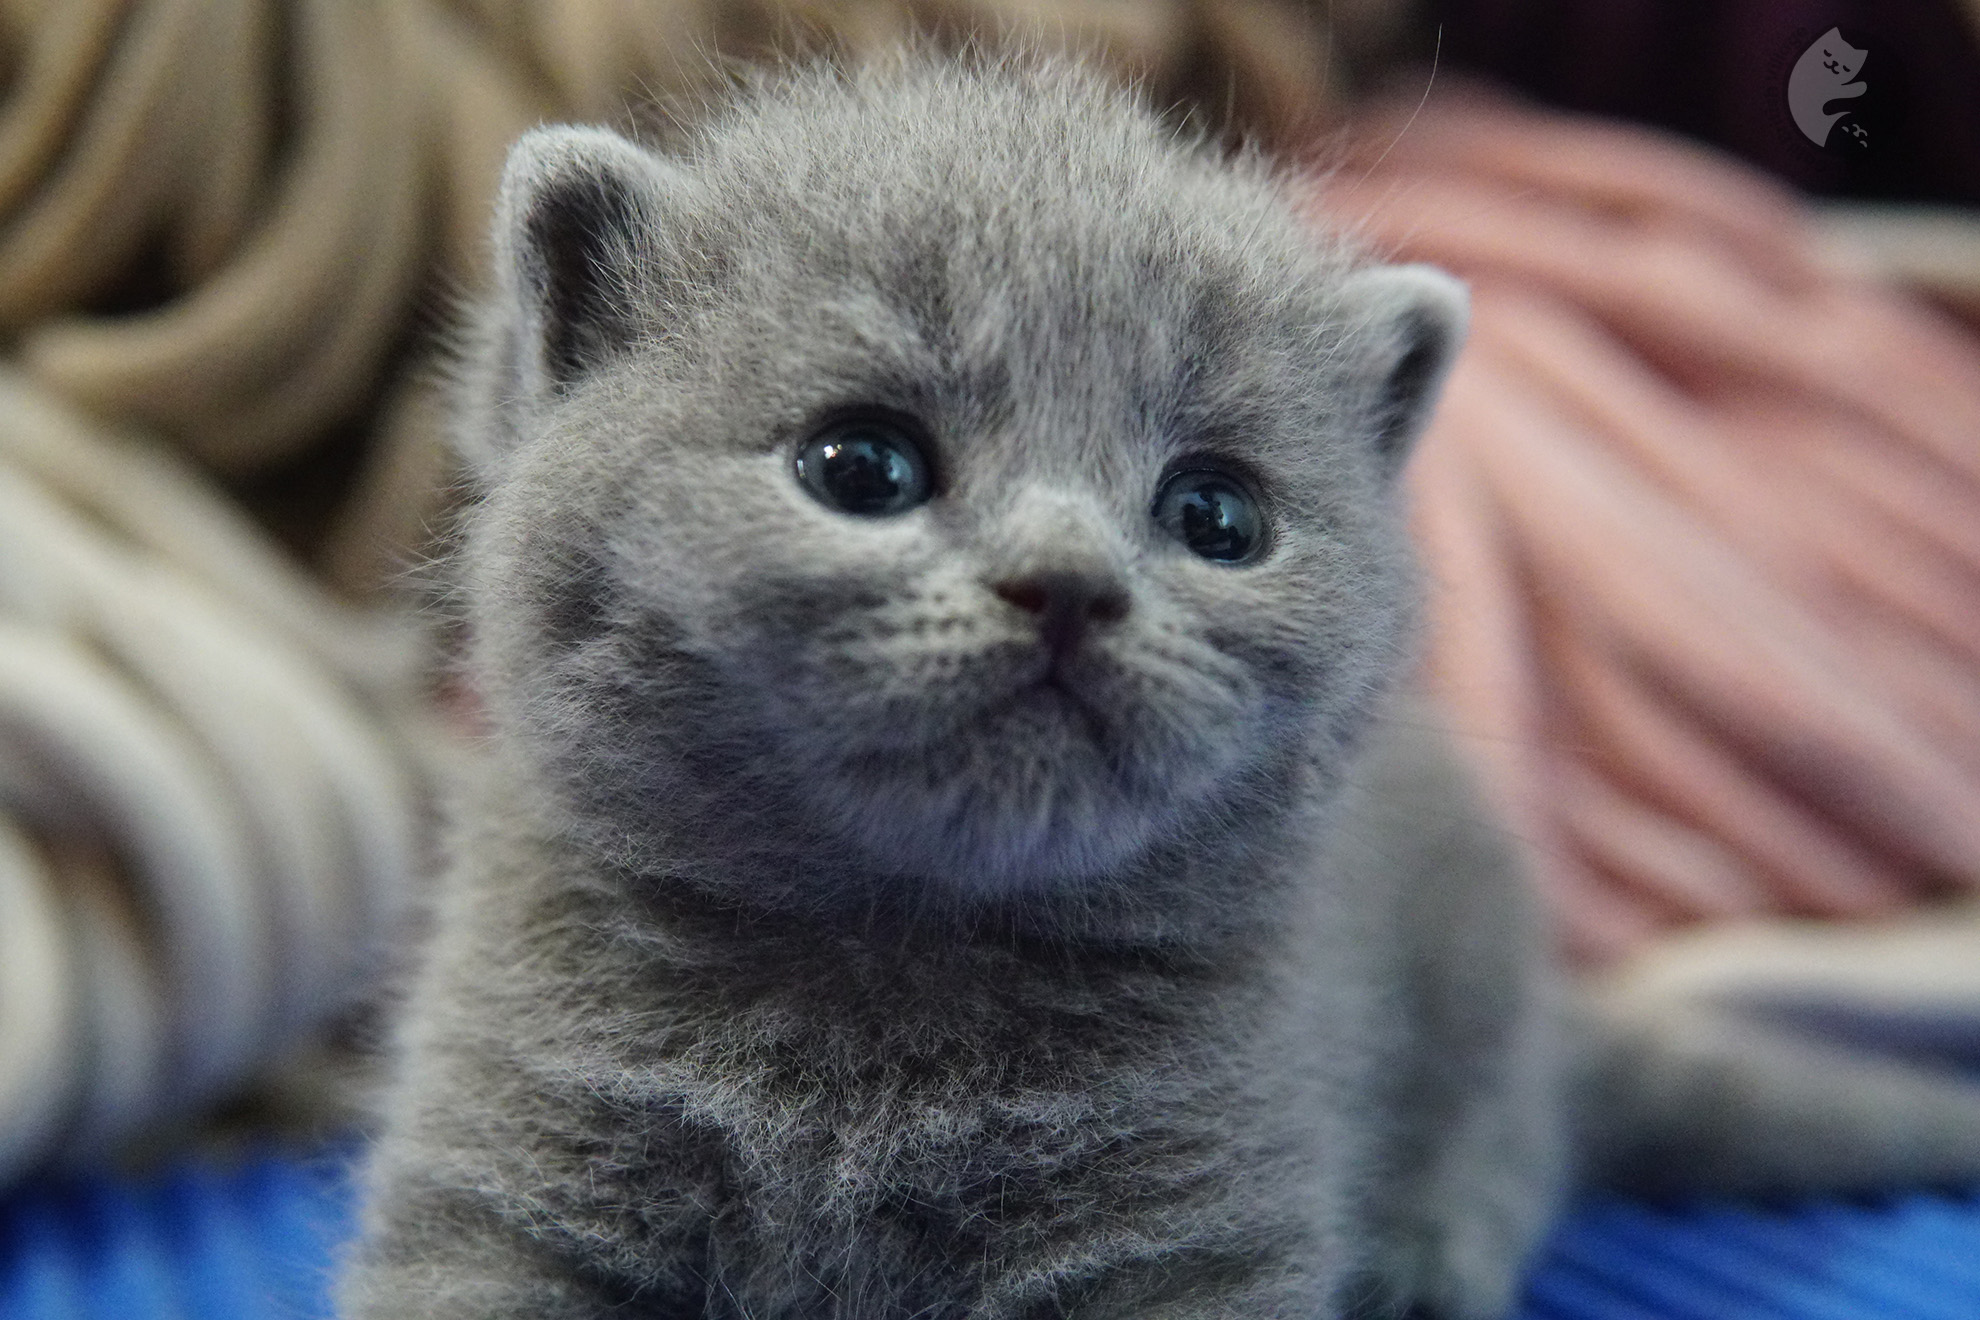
340, 56, 1568, 1319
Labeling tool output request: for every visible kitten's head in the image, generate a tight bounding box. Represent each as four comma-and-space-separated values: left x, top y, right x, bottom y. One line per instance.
1819, 30, 1867, 81
458, 58, 1465, 908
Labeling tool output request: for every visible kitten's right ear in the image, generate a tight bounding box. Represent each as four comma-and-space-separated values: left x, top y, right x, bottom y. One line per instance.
1334, 263, 1469, 478
492, 126, 681, 397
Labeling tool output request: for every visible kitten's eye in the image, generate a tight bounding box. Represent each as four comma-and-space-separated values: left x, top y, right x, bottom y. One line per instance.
1153, 469, 1264, 563
795, 418, 933, 517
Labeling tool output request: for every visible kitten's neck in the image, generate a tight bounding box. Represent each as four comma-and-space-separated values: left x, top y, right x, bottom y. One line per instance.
478, 733, 1340, 963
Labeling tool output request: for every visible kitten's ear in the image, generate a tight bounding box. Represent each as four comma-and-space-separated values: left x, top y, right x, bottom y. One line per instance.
492, 126, 680, 395
1336, 264, 1469, 477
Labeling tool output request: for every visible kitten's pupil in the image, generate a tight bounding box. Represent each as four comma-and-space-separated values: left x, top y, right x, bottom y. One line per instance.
1154, 470, 1263, 563
796, 420, 932, 516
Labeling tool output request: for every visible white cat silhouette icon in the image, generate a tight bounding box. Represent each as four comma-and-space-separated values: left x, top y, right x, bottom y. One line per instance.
1789, 28, 1869, 147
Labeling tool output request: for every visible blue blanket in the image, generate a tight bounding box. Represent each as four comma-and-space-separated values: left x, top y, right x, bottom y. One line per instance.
2, 1149, 1976, 1320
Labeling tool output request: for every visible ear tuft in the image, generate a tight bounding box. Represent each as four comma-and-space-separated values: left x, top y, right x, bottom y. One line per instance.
493, 126, 677, 394
1338, 264, 1469, 475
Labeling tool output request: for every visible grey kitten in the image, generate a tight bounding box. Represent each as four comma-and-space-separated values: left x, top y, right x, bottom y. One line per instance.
336, 55, 1980, 1320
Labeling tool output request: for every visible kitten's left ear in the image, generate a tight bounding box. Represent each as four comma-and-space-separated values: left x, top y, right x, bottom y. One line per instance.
1336, 264, 1469, 477
492, 126, 685, 397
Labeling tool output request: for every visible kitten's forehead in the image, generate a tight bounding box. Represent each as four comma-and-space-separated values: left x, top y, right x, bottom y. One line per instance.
663, 61, 1351, 469
698, 67, 1334, 310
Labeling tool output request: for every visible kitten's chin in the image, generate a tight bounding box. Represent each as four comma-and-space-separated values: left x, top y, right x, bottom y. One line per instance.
801, 684, 1248, 897
838, 788, 1166, 898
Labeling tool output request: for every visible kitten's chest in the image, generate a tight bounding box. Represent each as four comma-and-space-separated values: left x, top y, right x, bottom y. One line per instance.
554, 954, 1284, 1311
591, 966, 1213, 1191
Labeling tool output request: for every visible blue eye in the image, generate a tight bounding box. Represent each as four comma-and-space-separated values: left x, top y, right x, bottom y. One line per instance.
1153, 469, 1264, 563
795, 418, 933, 517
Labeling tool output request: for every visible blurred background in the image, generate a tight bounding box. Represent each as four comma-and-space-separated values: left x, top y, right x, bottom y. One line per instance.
0, 1, 1978, 1315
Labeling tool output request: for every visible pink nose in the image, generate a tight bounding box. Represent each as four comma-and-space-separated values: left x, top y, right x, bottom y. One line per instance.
993, 572, 1130, 656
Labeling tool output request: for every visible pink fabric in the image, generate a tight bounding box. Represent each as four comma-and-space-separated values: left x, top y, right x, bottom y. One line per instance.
1313, 91, 1980, 961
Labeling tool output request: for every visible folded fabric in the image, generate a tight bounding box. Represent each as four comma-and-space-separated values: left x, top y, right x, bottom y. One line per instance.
0, 370, 436, 1188
6, 1144, 1980, 1320
1593, 899, 1980, 1074
1315, 87, 1980, 963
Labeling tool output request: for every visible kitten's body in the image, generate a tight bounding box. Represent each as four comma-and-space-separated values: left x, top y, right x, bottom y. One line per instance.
354, 719, 1559, 1320
344, 58, 1563, 1319
353, 709, 1560, 1319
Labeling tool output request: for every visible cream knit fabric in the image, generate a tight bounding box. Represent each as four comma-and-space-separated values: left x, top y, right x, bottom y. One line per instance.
0, 369, 430, 1183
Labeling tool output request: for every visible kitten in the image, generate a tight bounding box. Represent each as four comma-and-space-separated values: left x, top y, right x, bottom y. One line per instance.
339, 55, 1565, 1319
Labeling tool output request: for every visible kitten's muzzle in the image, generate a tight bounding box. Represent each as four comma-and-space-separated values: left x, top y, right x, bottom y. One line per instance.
992, 570, 1130, 663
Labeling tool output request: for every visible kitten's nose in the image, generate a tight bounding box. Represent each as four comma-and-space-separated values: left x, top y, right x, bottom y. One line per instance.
993, 570, 1130, 656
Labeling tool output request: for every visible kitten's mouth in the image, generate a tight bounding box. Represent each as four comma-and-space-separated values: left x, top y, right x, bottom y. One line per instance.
1009, 667, 1113, 746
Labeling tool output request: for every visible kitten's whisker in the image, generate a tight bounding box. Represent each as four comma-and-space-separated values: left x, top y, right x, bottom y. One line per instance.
1347, 24, 1442, 188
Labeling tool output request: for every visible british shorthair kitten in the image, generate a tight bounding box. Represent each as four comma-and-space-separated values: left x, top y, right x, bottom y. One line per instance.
340, 55, 1567, 1320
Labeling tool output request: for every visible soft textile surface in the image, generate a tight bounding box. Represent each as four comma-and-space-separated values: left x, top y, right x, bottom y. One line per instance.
0, 371, 434, 1185
4, 1148, 1979, 1320
1318, 88, 1980, 962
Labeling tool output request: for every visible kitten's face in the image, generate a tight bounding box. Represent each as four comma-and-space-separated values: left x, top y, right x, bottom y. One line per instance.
1796, 28, 1866, 86
1821, 35, 1866, 81
467, 66, 1461, 903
